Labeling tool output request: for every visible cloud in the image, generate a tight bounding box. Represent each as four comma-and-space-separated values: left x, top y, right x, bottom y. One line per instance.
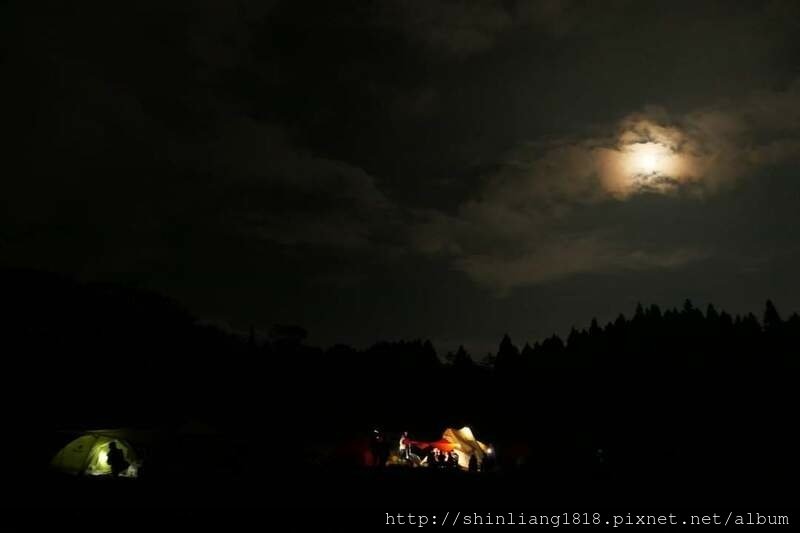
456, 240, 707, 294
413, 82, 800, 291
383, 0, 574, 58
5, 0, 800, 309
385, 1, 513, 57
2, 0, 399, 253
165, 116, 398, 250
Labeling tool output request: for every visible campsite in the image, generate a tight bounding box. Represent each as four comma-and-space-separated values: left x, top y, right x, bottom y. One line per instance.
1, 272, 797, 512
17, 423, 622, 509
15, 381, 797, 512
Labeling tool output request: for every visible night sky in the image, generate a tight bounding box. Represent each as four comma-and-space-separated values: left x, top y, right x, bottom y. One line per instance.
4, 1, 800, 354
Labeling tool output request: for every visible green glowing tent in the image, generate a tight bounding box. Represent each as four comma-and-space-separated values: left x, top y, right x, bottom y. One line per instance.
51, 432, 139, 477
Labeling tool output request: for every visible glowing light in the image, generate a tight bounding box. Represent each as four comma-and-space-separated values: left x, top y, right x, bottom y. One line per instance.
459, 426, 475, 440
627, 142, 670, 176
639, 152, 658, 173
98, 450, 108, 466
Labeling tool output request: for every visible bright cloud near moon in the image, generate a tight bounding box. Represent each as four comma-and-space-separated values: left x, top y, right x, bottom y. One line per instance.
597, 119, 698, 197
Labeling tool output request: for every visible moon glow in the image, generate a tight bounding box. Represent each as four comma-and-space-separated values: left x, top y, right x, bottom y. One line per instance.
626, 142, 673, 177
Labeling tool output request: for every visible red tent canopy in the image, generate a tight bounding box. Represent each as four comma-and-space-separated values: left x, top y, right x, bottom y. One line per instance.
409, 438, 456, 451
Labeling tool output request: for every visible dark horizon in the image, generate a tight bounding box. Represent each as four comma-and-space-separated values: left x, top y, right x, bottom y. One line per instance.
6, 266, 799, 361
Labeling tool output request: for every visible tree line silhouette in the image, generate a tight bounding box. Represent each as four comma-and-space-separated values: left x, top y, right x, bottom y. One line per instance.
2, 268, 797, 498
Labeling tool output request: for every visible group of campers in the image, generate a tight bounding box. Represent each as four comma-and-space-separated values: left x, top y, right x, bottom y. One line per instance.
398, 431, 480, 472
425, 447, 473, 470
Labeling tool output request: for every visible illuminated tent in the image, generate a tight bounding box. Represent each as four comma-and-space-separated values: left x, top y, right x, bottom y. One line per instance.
51, 432, 139, 477
411, 426, 492, 469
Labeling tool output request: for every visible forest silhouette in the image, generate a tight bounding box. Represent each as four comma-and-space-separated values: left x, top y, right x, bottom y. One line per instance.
2, 269, 796, 507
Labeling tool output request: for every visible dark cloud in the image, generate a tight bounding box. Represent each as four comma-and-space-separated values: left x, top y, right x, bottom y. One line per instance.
384, 1, 516, 58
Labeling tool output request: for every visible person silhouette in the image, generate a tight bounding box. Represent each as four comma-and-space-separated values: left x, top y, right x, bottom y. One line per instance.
426, 448, 437, 467
449, 451, 459, 469
370, 429, 386, 467
107, 441, 129, 477
399, 432, 411, 461
442, 450, 451, 468
435, 448, 446, 468
468, 454, 478, 472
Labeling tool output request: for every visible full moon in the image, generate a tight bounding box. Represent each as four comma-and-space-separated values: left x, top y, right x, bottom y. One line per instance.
639, 152, 658, 173
628, 142, 669, 175
596, 119, 699, 197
